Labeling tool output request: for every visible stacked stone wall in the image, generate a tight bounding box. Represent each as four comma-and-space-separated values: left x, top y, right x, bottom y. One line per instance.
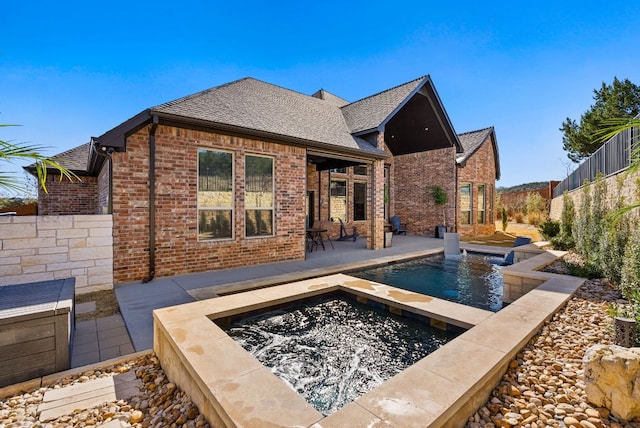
0, 215, 113, 294
549, 169, 640, 220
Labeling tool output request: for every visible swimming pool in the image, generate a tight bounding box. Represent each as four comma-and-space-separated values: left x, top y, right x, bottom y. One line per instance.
351, 253, 504, 312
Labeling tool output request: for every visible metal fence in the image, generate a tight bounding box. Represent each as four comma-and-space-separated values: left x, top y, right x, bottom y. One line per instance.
198, 175, 273, 192
553, 125, 639, 198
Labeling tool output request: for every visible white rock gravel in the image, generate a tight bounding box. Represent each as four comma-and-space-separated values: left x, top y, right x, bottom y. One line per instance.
0, 354, 209, 428
1, 270, 639, 428
466, 277, 640, 428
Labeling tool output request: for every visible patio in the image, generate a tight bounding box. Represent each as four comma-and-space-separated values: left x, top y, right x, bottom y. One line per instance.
116, 234, 505, 352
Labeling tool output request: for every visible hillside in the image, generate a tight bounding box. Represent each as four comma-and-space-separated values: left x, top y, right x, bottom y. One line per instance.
497, 181, 549, 193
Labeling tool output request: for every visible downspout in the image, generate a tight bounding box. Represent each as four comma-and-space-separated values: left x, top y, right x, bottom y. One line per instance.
92, 138, 114, 214
143, 116, 159, 283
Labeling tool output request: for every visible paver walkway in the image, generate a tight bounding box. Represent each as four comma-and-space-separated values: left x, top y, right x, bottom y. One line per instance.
37, 370, 142, 422
72, 302, 134, 368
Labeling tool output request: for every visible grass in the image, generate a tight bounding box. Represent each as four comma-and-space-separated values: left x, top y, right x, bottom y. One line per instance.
75, 289, 121, 321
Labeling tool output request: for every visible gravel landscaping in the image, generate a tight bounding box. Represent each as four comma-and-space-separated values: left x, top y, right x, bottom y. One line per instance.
1, 266, 639, 427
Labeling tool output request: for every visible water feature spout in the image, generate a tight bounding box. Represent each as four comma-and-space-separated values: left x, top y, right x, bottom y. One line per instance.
444, 233, 461, 259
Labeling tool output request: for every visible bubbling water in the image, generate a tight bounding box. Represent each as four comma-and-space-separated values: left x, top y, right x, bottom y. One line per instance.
223, 296, 457, 415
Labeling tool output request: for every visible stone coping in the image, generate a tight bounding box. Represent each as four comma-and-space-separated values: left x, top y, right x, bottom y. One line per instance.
189, 248, 444, 300
154, 266, 584, 427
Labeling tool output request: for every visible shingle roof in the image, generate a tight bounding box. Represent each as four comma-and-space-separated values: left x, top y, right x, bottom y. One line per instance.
25, 142, 91, 173
310, 89, 349, 107
457, 127, 501, 180
341, 76, 426, 134
457, 127, 493, 159
152, 78, 383, 155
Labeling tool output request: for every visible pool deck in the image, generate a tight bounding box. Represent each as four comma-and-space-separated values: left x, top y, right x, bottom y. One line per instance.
154, 262, 585, 427
117, 234, 504, 351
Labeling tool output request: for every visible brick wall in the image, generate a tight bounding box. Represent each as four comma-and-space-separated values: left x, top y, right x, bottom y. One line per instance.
457, 138, 497, 237
97, 161, 110, 214
499, 181, 559, 216
0, 215, 113, 294
111, 125, 307, 284
393, 147, 457, 237
39, 175, 98, 215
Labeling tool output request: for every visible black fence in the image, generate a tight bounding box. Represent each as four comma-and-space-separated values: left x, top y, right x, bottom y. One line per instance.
553, 125, 639, 198
198, 175, 273, 192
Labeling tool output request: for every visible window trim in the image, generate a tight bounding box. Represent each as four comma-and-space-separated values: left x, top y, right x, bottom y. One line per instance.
245, 154, 275, 238
477, 184, 486, 224
353, 181, 367, 222
329, 178, 348, 222
460, 182, 472, 225
197, 148, 234, 241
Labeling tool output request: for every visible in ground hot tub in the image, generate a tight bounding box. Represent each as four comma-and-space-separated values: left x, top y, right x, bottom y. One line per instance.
153, 273, 495, 427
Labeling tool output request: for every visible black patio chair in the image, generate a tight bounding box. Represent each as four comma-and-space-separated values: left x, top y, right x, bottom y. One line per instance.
390, 215, 407, 235
336, 218, 358, 242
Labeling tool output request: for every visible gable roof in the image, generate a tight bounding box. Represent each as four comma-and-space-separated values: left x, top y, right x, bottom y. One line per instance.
456, 126, 501, 180
342, 76, 462, 153
77, 75, 463, 173
23, 142, 93, 175
341, 77, 425, 134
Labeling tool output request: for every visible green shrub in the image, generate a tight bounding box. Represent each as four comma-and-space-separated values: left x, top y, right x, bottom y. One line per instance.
560, 191, 575, 236
566, 262, 602, 279
573, 180, 592, 259
599, 184, 631, 285
501, 207, 508, 231
538, 220, 560, 240
621, 225, 640, 299
550, 234, 574, 251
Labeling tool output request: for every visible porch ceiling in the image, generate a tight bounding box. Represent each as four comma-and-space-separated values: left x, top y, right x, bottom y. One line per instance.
307, 153, 368, 171
384, 91, 461, 156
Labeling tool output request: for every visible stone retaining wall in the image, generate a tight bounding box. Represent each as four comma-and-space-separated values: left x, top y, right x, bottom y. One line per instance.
0, 215, 113, 294
550, 168, 640, 220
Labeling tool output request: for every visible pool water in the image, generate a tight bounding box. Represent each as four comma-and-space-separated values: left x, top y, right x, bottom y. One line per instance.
352, 253, 504, 312
221, 294, 459, 415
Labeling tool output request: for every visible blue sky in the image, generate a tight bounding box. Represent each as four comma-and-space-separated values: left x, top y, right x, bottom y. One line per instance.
2, 1, 639, 191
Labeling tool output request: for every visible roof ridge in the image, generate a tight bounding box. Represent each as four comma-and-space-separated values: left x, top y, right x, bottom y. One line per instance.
457, 126, 493, 137
152, 77, 253, 110
154, 77, 334, 111
341, 75, 428, 108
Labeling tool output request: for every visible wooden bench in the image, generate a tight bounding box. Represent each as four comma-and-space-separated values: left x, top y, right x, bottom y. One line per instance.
0, 278, 75, 387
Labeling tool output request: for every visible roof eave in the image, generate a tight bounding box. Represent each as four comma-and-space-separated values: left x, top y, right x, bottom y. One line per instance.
151, 111, 390, 161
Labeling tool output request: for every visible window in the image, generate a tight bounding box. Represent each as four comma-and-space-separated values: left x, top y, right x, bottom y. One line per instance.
353, 165, 367, 176
488, 185, 494, 224
330, 167, 346, 174
460, 183, 472, 225
245, 155, 274, 237
198, 149, 233, 240
353, 182, 367, 221
330, 180, 347, 221
477, 184, 486, 224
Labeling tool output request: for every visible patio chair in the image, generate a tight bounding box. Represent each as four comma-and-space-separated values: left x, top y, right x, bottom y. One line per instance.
336, 218, 358, 242
390, 215, 407, 235
312, 220, 334, 249
490, 236, 532, 266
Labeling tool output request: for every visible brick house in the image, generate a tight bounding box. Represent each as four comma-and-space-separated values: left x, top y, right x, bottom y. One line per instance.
34, 76, 500, 284
456, 127, 501, 237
